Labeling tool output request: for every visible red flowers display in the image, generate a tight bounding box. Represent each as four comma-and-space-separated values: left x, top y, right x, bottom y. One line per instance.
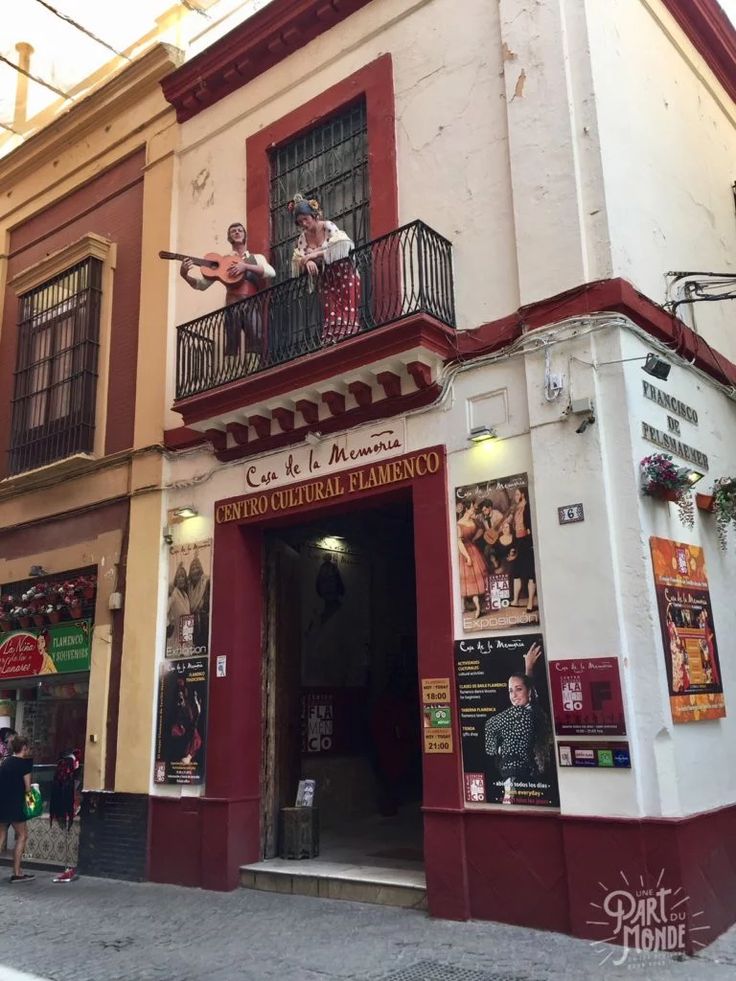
0, 572, 97, 632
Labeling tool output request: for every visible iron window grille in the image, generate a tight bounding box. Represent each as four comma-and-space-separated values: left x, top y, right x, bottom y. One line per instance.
9, 257, 101, 475
269, 98, 369, 282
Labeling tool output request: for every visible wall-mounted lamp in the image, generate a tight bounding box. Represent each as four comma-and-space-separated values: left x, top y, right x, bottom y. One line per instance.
641, 354, 671, 381
468, 426, 498, 443
578, 353, 671, 381
28, 565, 49, 578
172, 506, 198, 519
685, 469, 706, 486
305, 431, 322, 447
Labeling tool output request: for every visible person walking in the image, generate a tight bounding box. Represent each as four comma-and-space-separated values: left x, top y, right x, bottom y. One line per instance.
0, 735, 35, 882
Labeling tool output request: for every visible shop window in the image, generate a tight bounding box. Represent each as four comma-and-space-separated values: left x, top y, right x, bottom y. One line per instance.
268, 99, 369, 282
7, 234, 115, 477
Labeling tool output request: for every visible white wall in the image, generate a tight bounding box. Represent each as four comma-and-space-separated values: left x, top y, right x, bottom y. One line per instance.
166, 0, 616, 426
587, 0, 736, 361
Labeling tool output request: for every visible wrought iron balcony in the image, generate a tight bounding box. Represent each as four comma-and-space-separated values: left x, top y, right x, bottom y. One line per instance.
175, 221, 455, 401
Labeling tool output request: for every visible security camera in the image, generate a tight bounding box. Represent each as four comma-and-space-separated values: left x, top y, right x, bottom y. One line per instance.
575, 413, 595, 434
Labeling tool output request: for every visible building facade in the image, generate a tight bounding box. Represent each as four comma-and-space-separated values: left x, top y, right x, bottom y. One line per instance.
0, 45, 181, 877
3, 0, 736, 954
147, 0, 736, 947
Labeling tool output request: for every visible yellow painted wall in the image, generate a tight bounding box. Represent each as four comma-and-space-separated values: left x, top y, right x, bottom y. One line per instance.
0, 44, 183, 796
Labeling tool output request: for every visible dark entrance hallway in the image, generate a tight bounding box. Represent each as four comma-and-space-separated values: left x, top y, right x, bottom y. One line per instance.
258, 499, 424, 895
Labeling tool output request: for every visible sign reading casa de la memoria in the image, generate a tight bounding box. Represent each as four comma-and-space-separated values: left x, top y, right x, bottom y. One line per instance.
241, 421, 407, 492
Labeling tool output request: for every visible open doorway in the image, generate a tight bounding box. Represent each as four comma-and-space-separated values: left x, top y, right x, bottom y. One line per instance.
262, 497, 423, 872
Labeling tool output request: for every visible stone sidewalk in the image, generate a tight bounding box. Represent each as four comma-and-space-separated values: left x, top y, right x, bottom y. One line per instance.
1, 876, 735, 981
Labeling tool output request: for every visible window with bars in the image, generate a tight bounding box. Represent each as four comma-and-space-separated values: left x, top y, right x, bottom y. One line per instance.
269, 99, 369, 281
9, 257, 102, 475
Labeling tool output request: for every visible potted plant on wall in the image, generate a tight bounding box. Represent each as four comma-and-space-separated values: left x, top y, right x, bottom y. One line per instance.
640, 453, 695, 528
713, 477, 736, 550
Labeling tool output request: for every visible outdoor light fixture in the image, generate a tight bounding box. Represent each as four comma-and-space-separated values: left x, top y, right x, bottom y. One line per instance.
173, 506, 198, 519
468, 426, 498, 443
587, 353, 671, 381
685, 469, 706, 486
28, 565, 49, 577
305, 431, 322, 446
641, 354, 671, 381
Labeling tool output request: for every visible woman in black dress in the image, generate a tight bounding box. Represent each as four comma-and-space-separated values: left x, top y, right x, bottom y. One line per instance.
0, 735, 35, 882
484, 643, 553, 804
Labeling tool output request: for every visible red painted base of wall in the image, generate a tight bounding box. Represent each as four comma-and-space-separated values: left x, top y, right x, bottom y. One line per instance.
148, 796, 736, 950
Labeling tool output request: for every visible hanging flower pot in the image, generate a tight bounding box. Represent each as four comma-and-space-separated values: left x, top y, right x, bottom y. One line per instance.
696, 493, 715, 512
32, 612, 46, 629
67, 601, 83, 620
645, 484, 679, 503
0, 619, 11, 633
47, 608, 61, 624
640, 454, 694, 528
18, 615, 32, 629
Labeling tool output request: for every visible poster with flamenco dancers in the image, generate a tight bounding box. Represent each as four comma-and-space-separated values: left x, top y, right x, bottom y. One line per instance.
455, 473, 540, 633
650, 537, 725, 724
154, 656, 208, 784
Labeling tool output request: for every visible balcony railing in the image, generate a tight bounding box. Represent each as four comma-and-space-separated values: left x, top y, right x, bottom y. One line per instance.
175, 221, 455, 400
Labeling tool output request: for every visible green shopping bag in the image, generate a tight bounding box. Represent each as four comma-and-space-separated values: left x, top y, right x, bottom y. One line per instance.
23, 784, 43, 820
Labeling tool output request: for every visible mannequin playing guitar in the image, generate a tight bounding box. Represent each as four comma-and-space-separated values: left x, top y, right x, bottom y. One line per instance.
175, 222, 275, 302
173, 222, 276, 364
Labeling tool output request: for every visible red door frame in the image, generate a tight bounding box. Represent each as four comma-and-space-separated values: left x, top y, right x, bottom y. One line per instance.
198, 446, 469, 917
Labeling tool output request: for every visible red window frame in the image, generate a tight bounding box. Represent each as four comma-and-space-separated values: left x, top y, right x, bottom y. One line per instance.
245, 54, 398, 259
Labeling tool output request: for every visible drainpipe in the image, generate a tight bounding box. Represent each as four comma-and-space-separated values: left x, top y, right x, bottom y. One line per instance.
14, 42, 34, 129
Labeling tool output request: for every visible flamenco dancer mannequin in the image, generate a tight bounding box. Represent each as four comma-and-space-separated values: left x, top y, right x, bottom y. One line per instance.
49, 748, 82, 882
290, 195, 361, 343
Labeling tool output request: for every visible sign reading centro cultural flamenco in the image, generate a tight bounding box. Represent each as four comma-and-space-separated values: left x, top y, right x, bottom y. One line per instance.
216, 448, 442, 524
0, 621, 92, 680
649, 537, 725, 724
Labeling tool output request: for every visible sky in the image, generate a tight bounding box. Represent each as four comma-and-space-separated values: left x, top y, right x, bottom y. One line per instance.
0, 0, 270, 150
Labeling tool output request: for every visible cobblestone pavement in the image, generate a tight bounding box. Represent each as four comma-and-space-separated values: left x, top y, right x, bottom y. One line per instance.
0, 876, 735, 981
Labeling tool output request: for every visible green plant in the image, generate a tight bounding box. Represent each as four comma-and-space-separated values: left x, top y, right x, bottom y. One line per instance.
714, 477, 736, 550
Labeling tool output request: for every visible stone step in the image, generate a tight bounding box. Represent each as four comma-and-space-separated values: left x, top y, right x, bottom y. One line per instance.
240, 858, 427, 910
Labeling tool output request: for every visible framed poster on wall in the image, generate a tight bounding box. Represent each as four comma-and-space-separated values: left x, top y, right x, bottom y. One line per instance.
649, 537, 725, 724
454, 473, 539, 633
455, 634, 559, 807
166, 541, 211, 659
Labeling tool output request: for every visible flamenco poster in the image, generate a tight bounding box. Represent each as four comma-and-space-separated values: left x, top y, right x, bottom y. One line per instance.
649, 537, 725, 724
455, 635, 559, 808
455, 473, 539, 632
154, 657, 208, 785
166, 540, 211, 660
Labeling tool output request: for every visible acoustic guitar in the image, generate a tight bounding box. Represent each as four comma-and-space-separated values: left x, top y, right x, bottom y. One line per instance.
159, 250, 259, 287
482, 504, 517, 546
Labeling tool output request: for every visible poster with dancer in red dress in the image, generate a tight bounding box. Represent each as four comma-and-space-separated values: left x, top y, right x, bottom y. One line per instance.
455, 473, 539, 632
650, 537, 725, 724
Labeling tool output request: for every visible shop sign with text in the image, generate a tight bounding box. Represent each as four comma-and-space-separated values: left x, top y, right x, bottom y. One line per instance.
242, 423, 406, 493
216, 448, 442, 524
0, 621, 92, 680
